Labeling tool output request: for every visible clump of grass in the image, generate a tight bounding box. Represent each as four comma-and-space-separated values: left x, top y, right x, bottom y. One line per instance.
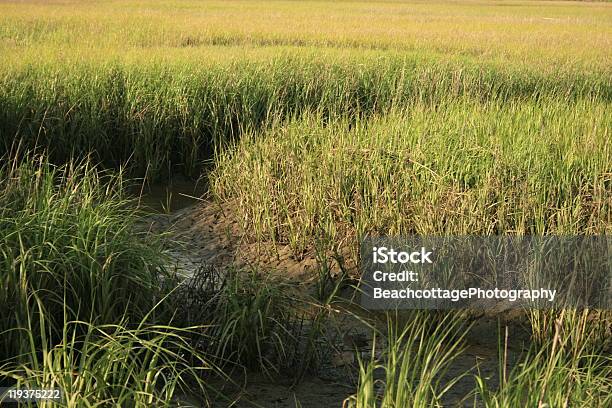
0, 297, 216, 407
475, 314, 612, 407
0, 154, 168, 363
171, 265, 325, 379
528, 309, 611, 355
211, 102, 610, 259
345, 312, 467, 408
207, 269, 293, 374
0, 153, 228, 406
171, 265, 329, 381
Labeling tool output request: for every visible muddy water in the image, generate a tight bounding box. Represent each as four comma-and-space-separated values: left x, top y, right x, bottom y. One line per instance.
133, 176, 208, 213
135, 195, 531, 407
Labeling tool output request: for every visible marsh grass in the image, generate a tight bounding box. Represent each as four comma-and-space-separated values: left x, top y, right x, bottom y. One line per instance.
528, 309, 611, 355
1, 0, 610, 71
0, 154, 222, 406
211, 103, 610, 259
170, 265, 330, 379
1, 55, 609, 180
345, 312, 468, 408
347, 312, 611, 408
208, 269, 295, 375
0, 297, 216, 407
474, 314, 612, 407
0, 153, 171, 361
1, 2, 609, 182
0, 1, 610, 406
209, 99, 610, 406
0, 154, 334, 406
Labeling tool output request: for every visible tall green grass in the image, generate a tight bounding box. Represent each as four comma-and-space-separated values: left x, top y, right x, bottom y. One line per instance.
347, 312, 611, 407
345, 312, 467, 408
474, 313, 611, 407
0, 154, 339, 406
170, 265, 330, 380
528, 309, 611, 356
0, 154, 170, 361
211, 101, 610, 259
1, 56, 609, 179
1, 303, 215, 407
0, 154, 220, 406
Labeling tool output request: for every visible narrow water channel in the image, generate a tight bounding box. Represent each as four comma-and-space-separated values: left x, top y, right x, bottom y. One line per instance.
133, 176, 209, 213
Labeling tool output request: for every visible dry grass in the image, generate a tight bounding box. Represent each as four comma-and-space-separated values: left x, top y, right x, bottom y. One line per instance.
1, 0, 610, 71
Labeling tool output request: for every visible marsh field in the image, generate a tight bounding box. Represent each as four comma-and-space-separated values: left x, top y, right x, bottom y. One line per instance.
0, 0, 611, 407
